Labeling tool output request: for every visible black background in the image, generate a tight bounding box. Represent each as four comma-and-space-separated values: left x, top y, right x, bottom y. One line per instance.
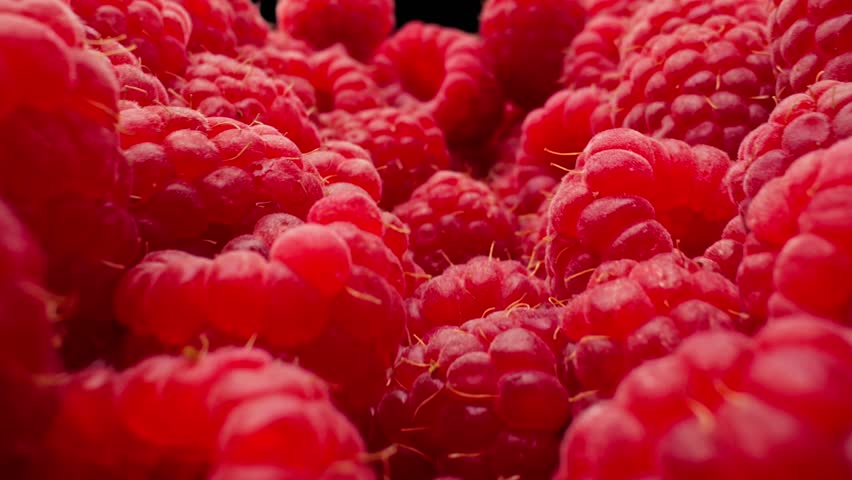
256, 0, 483, 33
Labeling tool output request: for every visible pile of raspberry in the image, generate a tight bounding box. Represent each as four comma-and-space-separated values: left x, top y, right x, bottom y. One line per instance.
3, 0, 852, 479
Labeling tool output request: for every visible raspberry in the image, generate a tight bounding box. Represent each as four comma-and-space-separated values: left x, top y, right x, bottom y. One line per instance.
554, 316, 852, 480
308, 189, 410, 273
696, 216, 747, 281
376, 306, 570, 479
43, 347, 373, 478
307, 45, 385, 113
0, 1, 141, 366
319, 107, 451, 208
120, 107, 323, 250
545, 129, 736, 297
116, 222, 405, 412
253, 211, 305, 240
236, 41, 385, 115
519, 194, 554, 278
769, 0, 852, 96
114, 60, 171, 107
225, 0, 270, 47
726, 80, 852, 217
0, 202, 58, 473
480, 0, 587, 109
739, 136, 852, 325
70, 0, 192, 79
406, 256, 548, 336
516, 86, 612, 177
558, 250, 748, 397
393, 171, 521, 275
560, 14, 627, 90
170, 0, 268, 55
175, 52, 320, 152
581, 0, 644, 17
304, 141, 382, 202
609, 0, 775, 157
372, 21, 505, 146
276, 0, 394, 62
490, 163, 556, 216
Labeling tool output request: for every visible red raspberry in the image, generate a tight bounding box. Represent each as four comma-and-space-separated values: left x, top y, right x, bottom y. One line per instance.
560, 14, 627, 90
406, 256, 548, 336
0, 0, 141, 366
319, 107, 451, 208
609, 0, 775, 157
375, 306, 570, 480
489, 163, 556, 217
0, 202, 58, 473
307, 45, 385, 113
116, 222, 406, 412
769, 0, 852, 96
304, 142, 382, 202
236, 42, 385, 115
480, 0, 587, 109
739, 136, 852, 326
175, 52, 320, 152
225, 0, 270, 47
696, 216, 747, 281
393, 171, 521, 275
372, 21, 505, 146
308, 185, 410, 265
70, 0, 192, 79
120, 107, 324, 250
44, 347, 372, 478
558, 250, 748, 397
486, 103, 550, 209
519, 194, 554, 278
115, 61, 171, 107
726, 80, 852, 217
516, 86, 612, 177
276, 0, 394, 62
581, 0, 644, 16
545, 129, 736, 297
170, 0, 268, 55
554, 316, 852, 480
